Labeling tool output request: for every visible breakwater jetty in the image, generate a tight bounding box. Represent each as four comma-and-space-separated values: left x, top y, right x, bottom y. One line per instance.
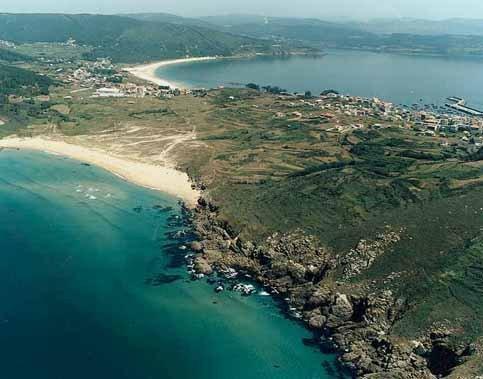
446, 97, 483, 116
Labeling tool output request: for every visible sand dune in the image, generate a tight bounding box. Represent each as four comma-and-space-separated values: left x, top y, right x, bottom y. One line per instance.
0, 137, 200, 207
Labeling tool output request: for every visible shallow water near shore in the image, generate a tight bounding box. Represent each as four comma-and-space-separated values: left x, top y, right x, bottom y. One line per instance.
0, 149, 342, 379
156, 49, 483, 108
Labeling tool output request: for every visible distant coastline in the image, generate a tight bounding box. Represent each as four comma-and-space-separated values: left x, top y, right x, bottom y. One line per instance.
124, 57, 218, 89
0, 137, 200, 207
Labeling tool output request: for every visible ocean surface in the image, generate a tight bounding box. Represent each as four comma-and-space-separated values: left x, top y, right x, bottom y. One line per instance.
157, 49, 483, 109
0, 149, 342, 379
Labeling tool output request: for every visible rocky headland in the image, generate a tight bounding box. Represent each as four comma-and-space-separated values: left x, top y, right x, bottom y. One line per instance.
184, 196, 480, 379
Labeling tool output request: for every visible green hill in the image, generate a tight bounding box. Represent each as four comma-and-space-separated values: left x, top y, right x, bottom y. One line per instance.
346, 17, 483, 36
0, 14, 275, 63
200, 14, 483, 57
200, 15, 372, 44
0, 14, 139, 44
122, 12, 215, 29
85, 22, 273, 63
3, 13, 482, 63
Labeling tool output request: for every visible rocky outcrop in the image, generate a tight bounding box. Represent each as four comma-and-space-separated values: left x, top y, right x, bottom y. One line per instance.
190, 241, 203, 253
300, 286, 432, 378
331, 293, 354, 321
193, 256, 213, 275
417, 329, 480, 378
188, 197, 472, 379
340, 230, 403, 280
262, 232, 335, 285
307, 307, 327, 329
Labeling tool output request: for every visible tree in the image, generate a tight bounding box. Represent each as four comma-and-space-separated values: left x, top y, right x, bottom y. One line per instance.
261, 85, 286, 94
246, 83, 260, 91
321, 89, 339, 96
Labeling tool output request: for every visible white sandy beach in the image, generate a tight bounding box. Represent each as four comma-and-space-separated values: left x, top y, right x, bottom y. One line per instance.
0, 137, 200, 207
124, 57, 216, 88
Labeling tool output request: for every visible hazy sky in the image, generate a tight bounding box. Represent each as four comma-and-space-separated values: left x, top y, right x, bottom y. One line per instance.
2, 0, 483, 20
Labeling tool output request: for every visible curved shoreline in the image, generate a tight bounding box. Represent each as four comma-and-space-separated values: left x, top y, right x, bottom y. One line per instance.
0, 137, 200, 207
124, 57, 218, 89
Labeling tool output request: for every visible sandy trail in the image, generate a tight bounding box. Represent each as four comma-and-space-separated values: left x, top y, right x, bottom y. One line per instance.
156, 121, 197, 165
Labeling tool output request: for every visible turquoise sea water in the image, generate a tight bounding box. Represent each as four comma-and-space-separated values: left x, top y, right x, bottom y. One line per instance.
0, 149, 342, 379
157, 50, 483, 108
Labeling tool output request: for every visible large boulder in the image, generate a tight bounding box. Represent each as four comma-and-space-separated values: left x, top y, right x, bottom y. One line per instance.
307, 288, 331, 307
306, 308, 327, 329
190, 241, 203, 252
286, 261, 307, 283
194, 256, 213, 275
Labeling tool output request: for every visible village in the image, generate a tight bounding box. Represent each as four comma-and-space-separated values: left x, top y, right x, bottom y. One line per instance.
54, 58, 204, 99
33, 55, 483, 151
269, 91, 483, 148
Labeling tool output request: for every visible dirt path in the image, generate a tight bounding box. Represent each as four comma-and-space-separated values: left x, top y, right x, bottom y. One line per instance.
156, 121, 197, 166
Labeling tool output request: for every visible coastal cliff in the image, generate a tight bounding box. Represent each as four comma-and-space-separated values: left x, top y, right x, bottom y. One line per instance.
187, 197, 479, 378
165, 88, 483, 379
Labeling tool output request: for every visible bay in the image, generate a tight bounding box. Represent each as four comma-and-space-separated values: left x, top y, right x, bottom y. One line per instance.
157, 50, 483, 108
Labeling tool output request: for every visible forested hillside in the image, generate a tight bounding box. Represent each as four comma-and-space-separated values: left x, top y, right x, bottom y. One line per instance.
199, 15, 483, 57
0, 14, 275, 63
0, 47, 31, 62
0, 64, 52, 97
346, 18, 483, 36
85, 22, 271, 63
123, 12, 214, 28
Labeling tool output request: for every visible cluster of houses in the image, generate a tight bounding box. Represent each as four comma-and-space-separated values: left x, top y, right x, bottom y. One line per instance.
315, 94, 483, 138
57, 58, 185, 99
314, 95, 399, 121
410, 110, 483, 136
0, 40, 15, 48
277, 93, 398, 119
61, 59, 121, 88
274, 94, 402, 125
90, 84, 197, 99
272, 93, 482, 145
